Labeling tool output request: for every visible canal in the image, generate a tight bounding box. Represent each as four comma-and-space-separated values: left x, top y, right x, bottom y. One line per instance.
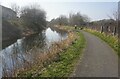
0, 27, 68, 77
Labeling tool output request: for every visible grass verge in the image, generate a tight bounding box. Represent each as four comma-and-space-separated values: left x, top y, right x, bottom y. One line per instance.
84, 29, 119, 56
38, 31, 86, 77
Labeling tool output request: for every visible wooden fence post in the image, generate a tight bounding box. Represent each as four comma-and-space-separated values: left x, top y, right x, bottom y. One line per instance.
113, 26, 117, 36
101, 26, 103, 33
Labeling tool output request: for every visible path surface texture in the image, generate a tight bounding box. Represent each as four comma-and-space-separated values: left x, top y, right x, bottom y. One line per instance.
72, 31, 118, 77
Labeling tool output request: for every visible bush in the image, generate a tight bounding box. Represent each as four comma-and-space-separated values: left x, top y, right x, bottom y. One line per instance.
20, 5, 47, 32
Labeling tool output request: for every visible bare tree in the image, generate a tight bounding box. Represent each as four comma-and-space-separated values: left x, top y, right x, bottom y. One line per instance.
50, 12, 90, 27
107, 11, 118, 35
20, 4, 47, 32
49, 15, 68, 26
11, 3, 20, 17
58, 15, 68, 25
113, 11, 118, 35
68, 12, 90, 27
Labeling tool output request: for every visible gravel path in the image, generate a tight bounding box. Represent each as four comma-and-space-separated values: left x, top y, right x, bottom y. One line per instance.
72, 31, 118, 77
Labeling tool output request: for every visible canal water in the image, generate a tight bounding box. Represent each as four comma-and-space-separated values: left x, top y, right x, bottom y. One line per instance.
0, 27, 67, 77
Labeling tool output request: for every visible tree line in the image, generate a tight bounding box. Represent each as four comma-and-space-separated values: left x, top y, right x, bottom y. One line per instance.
88, 11, 118, 36
9, 4, 91, 36
4, 4, 119, 37
5, 4, 47, 37
49, 12, 90, 27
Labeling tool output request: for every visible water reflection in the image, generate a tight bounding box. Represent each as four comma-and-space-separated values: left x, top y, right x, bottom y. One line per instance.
1, 27, 67, 77
45, 28, 67, 47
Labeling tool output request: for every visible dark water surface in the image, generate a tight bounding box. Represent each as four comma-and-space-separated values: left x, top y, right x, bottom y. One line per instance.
0, 27, 67, 77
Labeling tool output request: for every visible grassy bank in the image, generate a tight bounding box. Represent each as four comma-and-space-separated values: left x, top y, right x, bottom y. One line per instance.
39, 31, 86, 77
17, 26, 86, 77
84, 29, 119, 56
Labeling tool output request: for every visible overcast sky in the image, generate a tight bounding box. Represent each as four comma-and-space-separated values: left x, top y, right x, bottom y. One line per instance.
0, 0, 118, 21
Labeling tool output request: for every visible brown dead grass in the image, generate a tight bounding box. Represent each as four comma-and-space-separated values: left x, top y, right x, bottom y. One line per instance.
17, 27, 77, 77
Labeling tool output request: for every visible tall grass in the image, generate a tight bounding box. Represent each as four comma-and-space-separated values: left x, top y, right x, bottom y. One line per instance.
38, 31, 86, 77
17, 30, 77, 77
17, 26, 86, 77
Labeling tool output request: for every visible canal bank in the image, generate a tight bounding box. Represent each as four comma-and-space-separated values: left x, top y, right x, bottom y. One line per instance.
1, 27, 68, 77
17, 26, 86, 77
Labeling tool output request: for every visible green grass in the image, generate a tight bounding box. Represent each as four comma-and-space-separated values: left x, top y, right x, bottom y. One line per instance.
18, 31, 86, 77
39, 32, 86, 77
84, 29, 119, 56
